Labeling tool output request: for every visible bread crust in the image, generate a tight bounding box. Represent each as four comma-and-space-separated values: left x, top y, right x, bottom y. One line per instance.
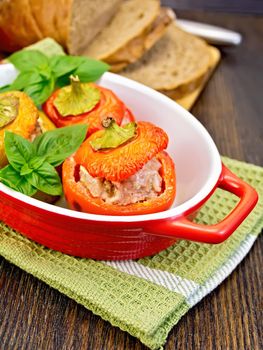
28, 0, 72, 48
0, 0, 119, 53
160, 69, 211, 100
0, 0, 43, 51
0, 0, 73, 52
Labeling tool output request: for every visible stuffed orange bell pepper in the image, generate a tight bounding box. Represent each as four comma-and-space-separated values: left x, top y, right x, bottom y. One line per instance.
43, 75, 134, 136
62, 118, 176, 215
0, 91, 55, 168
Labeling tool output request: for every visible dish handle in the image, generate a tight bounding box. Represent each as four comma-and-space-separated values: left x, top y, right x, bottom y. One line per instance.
148, 164, 258, 243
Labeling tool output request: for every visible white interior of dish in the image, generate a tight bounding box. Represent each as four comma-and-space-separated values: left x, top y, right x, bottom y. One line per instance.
0, 65, 222, 222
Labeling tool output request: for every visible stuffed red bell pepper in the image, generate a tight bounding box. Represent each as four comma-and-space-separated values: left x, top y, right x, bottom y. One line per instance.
62, 118, 176, 215
43, 75, 134, 136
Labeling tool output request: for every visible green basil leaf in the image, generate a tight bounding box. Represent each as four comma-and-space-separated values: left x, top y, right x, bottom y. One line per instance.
23, 77, 55, 105
28, 156, 46, 169
6, 49, 108, 109
38, 65, 52, 80
4, 131, 35, 171
20, 156, 46, 176
0, 165, 37, 196
34, 124, 88, 166
9, 50, 49, 71
54, 57, 109, 85
10, 70, 43, 90
0, 85, 11, 93
26, 162, 62, 195
0, 164, 22, 188
20, 163, 34, 176
50, 55, 82, 78
55, 75, 71, 88
74, 58, 109, 82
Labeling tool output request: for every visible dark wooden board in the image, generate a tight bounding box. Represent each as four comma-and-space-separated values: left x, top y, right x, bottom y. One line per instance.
0, 11, 263, 350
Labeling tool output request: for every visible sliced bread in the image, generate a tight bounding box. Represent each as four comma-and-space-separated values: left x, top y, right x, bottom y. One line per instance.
67, 0, 121, 54
120, 22, 214, 98
0, 0, 121, 54
83, 0, 173, 72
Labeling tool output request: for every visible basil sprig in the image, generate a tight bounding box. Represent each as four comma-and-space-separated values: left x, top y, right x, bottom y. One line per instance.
0, 50, 109, 105
0, 124, 88, 196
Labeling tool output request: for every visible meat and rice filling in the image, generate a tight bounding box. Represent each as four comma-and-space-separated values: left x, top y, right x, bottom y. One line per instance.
79, 157, 163, 205
29, 117, 44, 141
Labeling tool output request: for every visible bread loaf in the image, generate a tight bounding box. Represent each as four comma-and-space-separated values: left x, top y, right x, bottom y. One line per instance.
83, 1, 173, 72
0, 0, 121, 54
120, 22, 213, 98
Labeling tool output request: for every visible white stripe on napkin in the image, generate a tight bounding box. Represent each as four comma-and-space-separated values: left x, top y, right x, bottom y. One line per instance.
104, 234, 256, 302
187, 233, 256, 306
105, 260, 199, 298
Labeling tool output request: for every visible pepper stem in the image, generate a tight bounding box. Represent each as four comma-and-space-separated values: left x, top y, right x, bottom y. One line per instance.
54, 75, 100, 117
102, 117, 114, 128
0, 95, 19, 128
69, 75, 83, 97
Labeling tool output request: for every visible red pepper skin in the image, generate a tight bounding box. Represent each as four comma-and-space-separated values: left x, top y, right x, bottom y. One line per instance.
62, 151, 176, 216
75, 121, 168, 182
42, 84, 134, 136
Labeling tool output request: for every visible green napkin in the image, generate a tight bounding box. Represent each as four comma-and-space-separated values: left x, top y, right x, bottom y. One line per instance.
23, 38, 65, 56
0, 157, 262, 350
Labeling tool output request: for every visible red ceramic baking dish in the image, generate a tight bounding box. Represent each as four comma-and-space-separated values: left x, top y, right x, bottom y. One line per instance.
0, 65, 258, 260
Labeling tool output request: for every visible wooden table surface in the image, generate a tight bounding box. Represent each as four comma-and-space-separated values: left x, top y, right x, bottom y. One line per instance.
0, 10, 262, 350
